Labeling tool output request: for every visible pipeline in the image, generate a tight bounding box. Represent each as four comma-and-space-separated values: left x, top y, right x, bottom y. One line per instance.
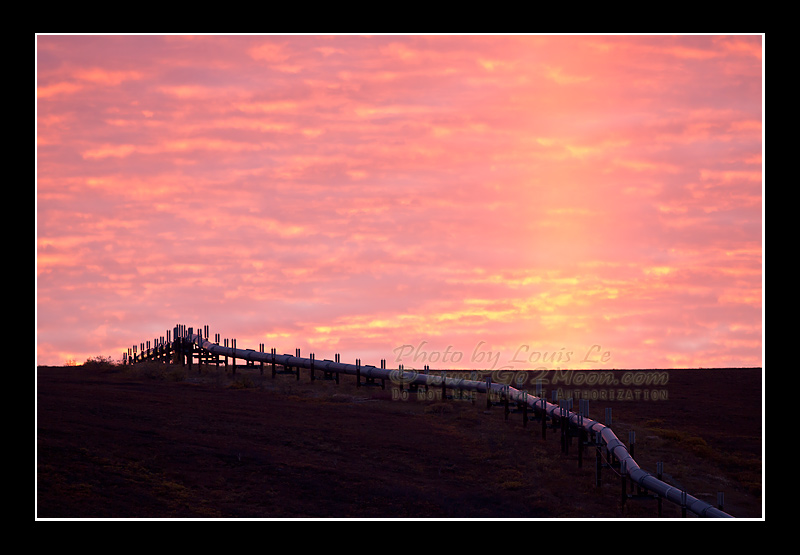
165, 329, 733, 518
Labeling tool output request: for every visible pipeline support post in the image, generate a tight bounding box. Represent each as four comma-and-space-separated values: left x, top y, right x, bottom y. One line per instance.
621, 460, 628, 510
187, 328, 193, 372
522, 393, 528, 427
595, 432, 602, 487
628, 431, 636, 493
232, 339, 237, 375
541, 399, 547, 440
657, 462, 663, 517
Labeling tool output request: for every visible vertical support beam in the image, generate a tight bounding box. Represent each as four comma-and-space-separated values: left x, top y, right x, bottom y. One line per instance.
186, 329, 192, 372
595, 432, 602, 487
271, 348, 276, 379
310, 353, 315, 381
604, 407, 615, 467
296, 348, 300, 381
335, 353, 340, 384
579, 400, 588, 465
259, 343, 264, 375
232, 339, 237, 375
356, 358, 361, 387
522, 391, 528, 427
620, 460, 628, 510
656, 462, 663, 517
541, 398, 547, 440
485, 376, 492, 410
470, 371, 477, 404
628, 430, 636, 493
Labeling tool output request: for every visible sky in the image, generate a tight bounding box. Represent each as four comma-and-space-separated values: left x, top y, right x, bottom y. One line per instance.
36, 34, 763, 370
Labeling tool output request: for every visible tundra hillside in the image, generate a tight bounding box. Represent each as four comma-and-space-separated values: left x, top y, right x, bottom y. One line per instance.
36, 362, 762, 519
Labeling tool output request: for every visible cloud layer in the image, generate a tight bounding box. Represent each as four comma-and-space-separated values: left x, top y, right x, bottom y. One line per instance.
36, 35, 763, 369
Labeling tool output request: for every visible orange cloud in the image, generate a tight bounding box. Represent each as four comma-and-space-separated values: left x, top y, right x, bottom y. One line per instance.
37, 81, 83, 99
73, 67, 144, 85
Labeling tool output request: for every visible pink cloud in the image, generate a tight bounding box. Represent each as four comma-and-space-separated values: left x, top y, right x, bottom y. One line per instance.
36, 34, 763, 369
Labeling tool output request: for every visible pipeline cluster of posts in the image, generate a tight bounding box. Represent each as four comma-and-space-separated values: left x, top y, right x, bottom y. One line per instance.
125, 324, 734, 518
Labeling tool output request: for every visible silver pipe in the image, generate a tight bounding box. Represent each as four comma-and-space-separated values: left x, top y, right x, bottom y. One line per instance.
186, 333, 733, 518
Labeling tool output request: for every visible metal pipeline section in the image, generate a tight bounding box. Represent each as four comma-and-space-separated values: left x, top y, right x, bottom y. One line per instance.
185, 332, 734, 518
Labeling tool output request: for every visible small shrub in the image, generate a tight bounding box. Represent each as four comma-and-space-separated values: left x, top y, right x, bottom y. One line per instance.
647, 427, 685, 441
128, 362, 183, 381
136, 363, 168, 380
228, 376, 255, 389
82, 355, 119, 371
328, 393, 356, 403
166, 367, 187, 382
84, 355, 115, 365
683, 435, 708, 448
647, 427, 717, 459
424, 403, 453, 414
684, 436, 713, 457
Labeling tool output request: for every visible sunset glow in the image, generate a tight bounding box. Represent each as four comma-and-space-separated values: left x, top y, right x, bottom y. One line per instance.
36, 34, 763, 370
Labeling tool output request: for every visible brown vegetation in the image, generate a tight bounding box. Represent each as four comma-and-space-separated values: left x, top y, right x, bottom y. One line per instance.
36, 362, 762, 519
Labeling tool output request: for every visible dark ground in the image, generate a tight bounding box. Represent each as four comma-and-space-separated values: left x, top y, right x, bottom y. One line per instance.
36, 363, 763, 519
